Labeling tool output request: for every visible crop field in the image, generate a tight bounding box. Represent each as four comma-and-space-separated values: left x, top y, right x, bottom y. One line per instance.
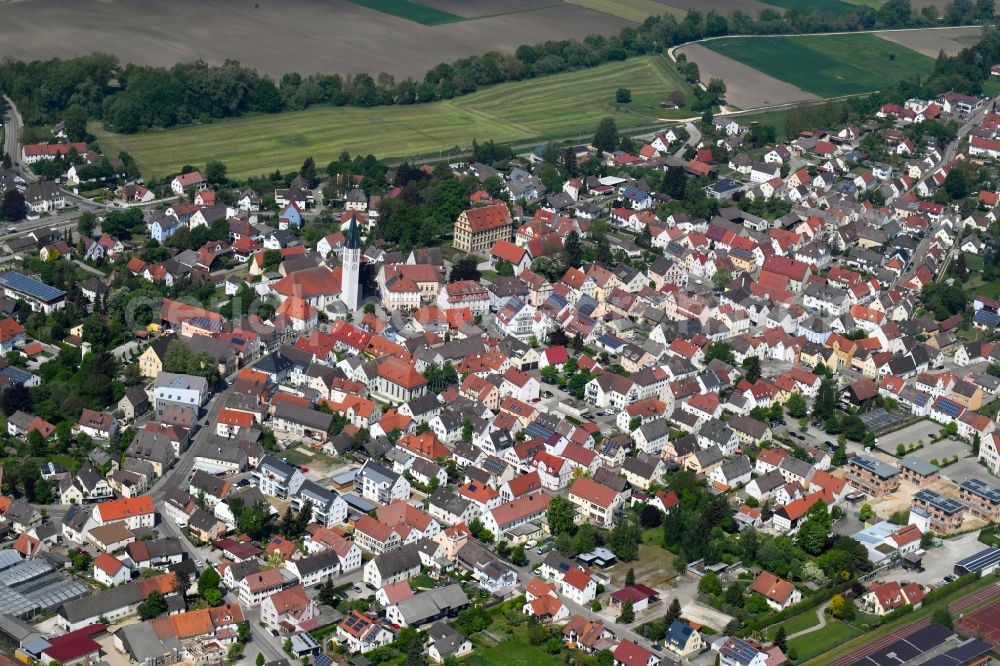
676, 43, 821, 110
92, 56, 689, 180
760, 0, 858, 14
344, 0, 462, 24
702, 33, 935, 97
874, 25, 983, 57
564, 0, 682, 22
0, 0, 630, 80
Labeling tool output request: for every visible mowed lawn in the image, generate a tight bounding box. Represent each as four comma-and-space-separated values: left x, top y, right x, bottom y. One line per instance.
92, 56, 688, 180
703, 33, 934, 97
787, 621, 863, 663
765, 609, 820, 641
466, 639, 566, 666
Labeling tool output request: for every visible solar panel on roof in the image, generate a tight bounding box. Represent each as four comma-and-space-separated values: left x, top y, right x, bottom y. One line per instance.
0, 272, 66, 302
934, 398, 963, 418
869, 641, 920, 665
904, 623, 955, 650
946, 638, 992, 661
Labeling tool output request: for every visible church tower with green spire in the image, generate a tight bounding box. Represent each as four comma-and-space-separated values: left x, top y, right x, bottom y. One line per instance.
341, 214, 361, 311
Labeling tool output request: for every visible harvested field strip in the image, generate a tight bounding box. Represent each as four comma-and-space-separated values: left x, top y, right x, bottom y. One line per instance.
91, 55, 690, 180
873, 26, 983, 57
702, 33, 934, 97
344, 0, 462, 25
562, 0, 680, 22
762, 0, 857, 13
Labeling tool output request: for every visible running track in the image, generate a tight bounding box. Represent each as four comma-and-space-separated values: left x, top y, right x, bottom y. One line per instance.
824, 583, 1000, 666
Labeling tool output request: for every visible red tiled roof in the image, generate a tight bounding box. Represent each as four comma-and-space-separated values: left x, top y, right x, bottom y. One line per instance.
463, 203, 512, 233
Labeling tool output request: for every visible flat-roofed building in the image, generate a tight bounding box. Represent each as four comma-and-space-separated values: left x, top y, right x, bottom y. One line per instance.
846, 455, 899, 498
911, 489, 964, 534
960, 478, 1000, 522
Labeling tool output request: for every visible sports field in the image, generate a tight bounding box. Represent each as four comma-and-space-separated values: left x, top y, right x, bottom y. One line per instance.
92, 56, 690, 180
702, 33, 935, 97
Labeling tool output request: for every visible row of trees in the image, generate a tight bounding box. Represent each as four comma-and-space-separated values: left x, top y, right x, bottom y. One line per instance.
1, 1, 988, 134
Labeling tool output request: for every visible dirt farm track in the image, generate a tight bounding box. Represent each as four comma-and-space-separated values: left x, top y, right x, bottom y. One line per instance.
0, 0, 630, 79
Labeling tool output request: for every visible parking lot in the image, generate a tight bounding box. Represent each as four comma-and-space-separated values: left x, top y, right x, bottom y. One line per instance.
874, 420, 942, 456
879, 531, 984, 589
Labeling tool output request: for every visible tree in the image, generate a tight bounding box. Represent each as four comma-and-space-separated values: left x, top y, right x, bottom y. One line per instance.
78, 211, 96, 237
205, 160, 227, 185
726, 583, 745, 608
1, 189, 25, 221
618, 599, 635, 624
138, 590, 167, 620
944, 167, 971, 200
198, 566, 222, 606
540, 366, 560, 384
299, 156, 318, 188
405, 635, 427, 666
625, 568, 635, 586
932, 608, 953, 629
596, 236, 613, 267
859, 503, 874, 522
742, 357, 762, 384
547, 496, 576, 535
174, 568, 191, 596
449, 256, 481, 283
797, 500, 832, 555
698, 571, 722, 596
594, 117, 619, 153
774, 626, 787, 652
495, 259, 514, 277
257, 654, 266, 666
785, 392, 807, 419
813, 377, 838, 421
712, 268, 732, 290
562, 148, 578, 178
565, 230, 582, 268
830, 594, 847, 619
318, 577, 337, 607
666, 597, 682, 623
616, 88, 632, 104
468, 517, 493, 543
704, 342, 735, 364
608, 516, 641, 561
661, 167, 687, 199
973, 432, 981, 456
639, 504, 662, 528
